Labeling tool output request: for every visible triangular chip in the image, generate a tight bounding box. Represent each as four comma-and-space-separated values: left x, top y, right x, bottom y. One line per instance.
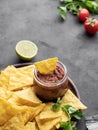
21, 104, 45, 124
39, 110, 62, 121
39, 102, 69, 129
35, 115, 61, 130
0, 97, 25, 126
56, 110, 69, 129
25, 122, 38, 130
34, 57, 58, 74
3, 65, 16, 74
2, 113, 25, 130
61, 89, 87, 110
17, 65, 34, 72
0, 87, 12, 99
7, 66, 34, 91
0, 71, 9, 89
15, 87, 42, 106
8, 93, 21, 105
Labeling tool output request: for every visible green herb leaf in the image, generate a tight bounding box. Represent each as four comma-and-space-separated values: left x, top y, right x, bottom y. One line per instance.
60, 121, 72, 130
72, 110, 83, 120
62, 105, 77, 114
51, 97, 62, 111
86, 1, 98, 13
62, 105, 83, 120
68, 3, 79, 14
57, 6, 67, 20
71, 121, 78, 130
60, 121, 78, 130
58, 0, 98, 20
60, 0, 73, 3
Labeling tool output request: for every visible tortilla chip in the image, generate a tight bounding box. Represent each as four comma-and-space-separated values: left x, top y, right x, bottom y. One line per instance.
56, 110, 69, 129
15, 87, 42, 106
3, 65, 16, 74
43, 102, 54, 111
35, 101, 69, 130
61, 89, 87, 110
39, 102, 69, 129
16, 65, 34, 81
34, 57, 58, 74
0, 71, 9, 89
36, 115, 61, 130
17, 65, 34, 72
39, 110, 62, 121
2, 113, 25, 130
8, 93, 21, 105
0, 87, 12, 99
60, 110, 69, 122
4, 65, 34, 91
0, 97, 25, 126
0, 66, 16, 90
25, 122, 38, 130
21, 104, 45, 124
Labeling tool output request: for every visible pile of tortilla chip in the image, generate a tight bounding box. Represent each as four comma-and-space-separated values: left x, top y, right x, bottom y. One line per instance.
0, 63, 87, 130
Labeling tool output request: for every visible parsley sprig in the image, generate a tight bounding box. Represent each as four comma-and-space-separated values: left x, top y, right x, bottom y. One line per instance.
60, 121, 78, 130
62, 105, 83, 120
57, 0, 98, 20
52, 98, 83, 130
51, 97, 62, 111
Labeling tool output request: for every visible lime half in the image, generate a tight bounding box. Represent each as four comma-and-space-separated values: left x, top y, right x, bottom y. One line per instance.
15, 40, 38, 61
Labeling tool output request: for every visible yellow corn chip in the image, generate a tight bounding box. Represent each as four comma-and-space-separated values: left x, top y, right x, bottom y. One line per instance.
39, 110, 62, 121
0, 65, 34, 91
15, 87, 42, 106
62, 89, 87, 110
0, 66, 16, 90
8, 93, 21, 105
2, 113, 25, 130
35, 101, 68, 130
0, 97, 24, 126
16, 65, 35, 80
43, 102, 54, 111
36, 115, 61, 130
0, 87, 12, 99
39, 102, 69, 129
25, 122, 38, 130
8, 66, 34, 91
34, 57, 58, 74
17, 65, 34, 72
60, 110, 69, 122
0, 71, 9, 89
3, 65, 16, 75
56, 110, 69, 129
21, 104, 45, 124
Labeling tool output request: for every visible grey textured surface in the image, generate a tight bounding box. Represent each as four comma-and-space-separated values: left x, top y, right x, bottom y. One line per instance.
0, 0, 98, 129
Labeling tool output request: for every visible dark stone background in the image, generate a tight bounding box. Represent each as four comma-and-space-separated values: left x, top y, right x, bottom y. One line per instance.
0, 0, 98, 129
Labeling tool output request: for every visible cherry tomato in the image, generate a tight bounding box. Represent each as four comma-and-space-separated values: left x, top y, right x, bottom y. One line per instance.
84, 18, 98, 35
78, 8, 90, 22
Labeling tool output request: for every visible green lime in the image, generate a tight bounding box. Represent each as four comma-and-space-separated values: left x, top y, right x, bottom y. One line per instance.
15, 40, 38, 61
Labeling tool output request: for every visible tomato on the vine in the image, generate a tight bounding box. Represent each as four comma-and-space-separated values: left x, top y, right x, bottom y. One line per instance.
84, 18, 98, 35
78, 8, 90, 22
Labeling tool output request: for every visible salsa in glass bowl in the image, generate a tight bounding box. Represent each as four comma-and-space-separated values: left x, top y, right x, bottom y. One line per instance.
33, 61, 68, 101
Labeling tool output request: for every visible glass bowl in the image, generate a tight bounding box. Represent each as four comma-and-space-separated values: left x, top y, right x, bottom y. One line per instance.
33, 61, 68, 101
